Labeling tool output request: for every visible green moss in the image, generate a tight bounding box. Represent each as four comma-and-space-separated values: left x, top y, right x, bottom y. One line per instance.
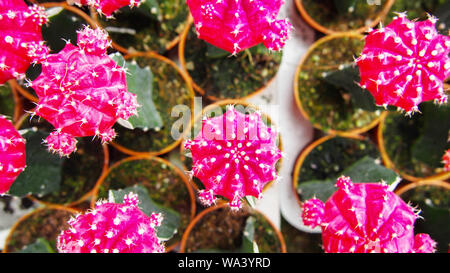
98, 1, 188, 53
113, 56, 193, 153
183, 26, 282, 100
301, 0, 389, 32
96, 158, 192, 248
0, 83, 15, 118
296, 36, 381, 132
296, 137, 379, 200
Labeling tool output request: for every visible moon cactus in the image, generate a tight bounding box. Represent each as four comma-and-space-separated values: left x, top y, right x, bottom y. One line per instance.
356, 13, 450, 114
184, 106, 282, 210
186, 0, 292, 54
69, 0, 141, 18
30, 26, 138, 157
57, 192, 165, 253
301, 176, 437, 253
0, 115, 26, 195
0, 0, 49, 84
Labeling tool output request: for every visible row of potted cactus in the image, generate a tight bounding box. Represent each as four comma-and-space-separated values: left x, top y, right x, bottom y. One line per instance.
0, 0, 449, 253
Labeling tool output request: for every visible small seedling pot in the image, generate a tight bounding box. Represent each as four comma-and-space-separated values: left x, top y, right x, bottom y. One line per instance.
179, 20, 282, 101
91, 155, 196, 252
90, 0, 189, 54
377, 104, 450, 182
179, 203, 286, 253
109, 51, 195, 158
294, 32, 387, 137
294, 0, 394, 34
2, 205, 80, 253
179, 99, 283, 197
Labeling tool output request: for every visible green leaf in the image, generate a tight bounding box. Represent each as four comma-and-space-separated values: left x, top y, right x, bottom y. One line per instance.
109, 184, 180, 241
240, 216, 259, 253
321, 64, 381, 112
206, 43, 230, 59
297, 179, 337, 202
139, 0, 162, 20
411, 102, 450, 167
9, 129, 63, 197
333, 0, 357, 14
110, 53, 164, 131
244, 196, 257, 209
340, 156, 399, 184
298, 156, 399, 202
17, 238, 56, 253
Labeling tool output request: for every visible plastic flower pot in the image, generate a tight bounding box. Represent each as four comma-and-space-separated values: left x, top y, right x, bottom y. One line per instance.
395, 180, 450, 253
294, 0, 394, 34
109, 51, 195, 157
11, 113, 109, 207
2, 205, 80, 253
294, 32, 387, 136
292, 134, 397, 208
0, 81, 23, 124
179, 20, 282, 101
179, 203, 286, 253
10, 1, 99, 103
91, 0, 189, 54
91, 155, 196, 252
377, 102, 450, 182
179, 99, 283, 196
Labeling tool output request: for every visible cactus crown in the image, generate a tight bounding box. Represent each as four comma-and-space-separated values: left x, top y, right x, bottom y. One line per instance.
301, 176, 437, 253
57, 192, 165, 253
356, 13, 450, 115
186, 0, 292, 54
31, 25, 138, 157
185, 106, 282, 210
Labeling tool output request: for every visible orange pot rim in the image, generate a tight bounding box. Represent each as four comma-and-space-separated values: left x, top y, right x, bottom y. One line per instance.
394, 180, 450, 196
2, 205, 80, 253
294, 0, 395, 35
89, 155, 197, 252
179, 202, 286, 253
178, 18, 280, 102
292, 134, 367, 208
377, 112, 450, 182
293, 32, 387, 137
109, 51, 195, 157
178, 98, 284, 194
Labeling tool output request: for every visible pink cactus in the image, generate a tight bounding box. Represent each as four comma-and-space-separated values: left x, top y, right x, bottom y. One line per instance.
356, 13, 450, 114
443, 149, 450, 172
301, 176, 437, 253
30, 26, 138, 157
184, 106, 282, 210
57, 192, 165, 253
0, 0, 49, 84
69, 0, 141, 17
0, 115, 26, 195
186, 0, 292, 54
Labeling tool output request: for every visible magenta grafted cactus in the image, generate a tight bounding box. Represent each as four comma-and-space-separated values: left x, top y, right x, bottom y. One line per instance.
301, 176, 437, 253
30, 26, 138, 157
0, 0, 49, 84
184, 106, 282, 210
356, 13, 450, 114
186, 0, 292, 54
69, 0, 141, 17
0, 115, 26, 195
57, 192, 165, 253
443, 149, 450, 172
